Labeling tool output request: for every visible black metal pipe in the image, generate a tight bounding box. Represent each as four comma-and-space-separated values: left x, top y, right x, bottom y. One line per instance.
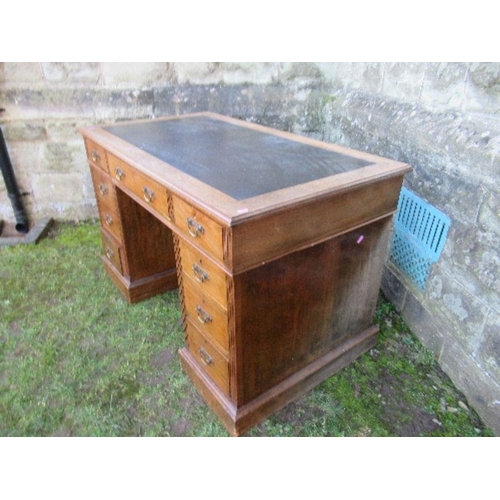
0, 126, 29, 233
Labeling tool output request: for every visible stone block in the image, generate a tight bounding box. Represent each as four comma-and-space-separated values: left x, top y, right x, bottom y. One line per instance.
316, 62, 384, 94
46, 119, 94, 141
0, 62, 44, 85
380, 264, 407, 312
93, 89, 154, 121
30, 200, 97, 220
219, 63, 280, 85
465, 63, 500, 115
101, 62, 174, 88
401, 288, 448, 357
173, 63, 280, 86
441, 218, 500, 296
421, 62, 468, 109
153, 85, 297, 131
439, 114, 499, 187
0, 89, 95, 120
41, 140, 87, 173
293, 89, 337, 136
82, 168, 96, 203
382, 105, 499, 193
322, 89, 413, 162
477, 310, 500, 379
382, 62, 427, 101
173, 63, 223, 85
41, 62, 101, 84
154, 85, 223, 116
425, 267, 489, 354
3, 141, 41, 174
438, 334, 500, 435
280, 62, 325, 87
405, 164, 485, 224
1, 120, 47, 142
2, 87, 154, 122
31, 173, 86, 209
478, 190, 500, 236
360, 63, 385, 93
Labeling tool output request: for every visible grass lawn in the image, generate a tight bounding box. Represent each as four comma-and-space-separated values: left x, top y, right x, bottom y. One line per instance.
0, 221, 493, 437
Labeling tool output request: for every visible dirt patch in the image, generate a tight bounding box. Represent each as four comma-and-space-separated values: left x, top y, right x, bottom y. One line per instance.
375, 368, 441, 436
272, 398, 328, 429
150, 348, 175, 369
396, 409, 440, 436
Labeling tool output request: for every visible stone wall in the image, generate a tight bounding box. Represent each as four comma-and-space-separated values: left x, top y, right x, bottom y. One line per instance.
1, 62, 499, 434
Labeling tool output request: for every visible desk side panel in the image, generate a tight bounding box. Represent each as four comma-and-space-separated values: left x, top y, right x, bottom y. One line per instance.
232, 216, 393, 406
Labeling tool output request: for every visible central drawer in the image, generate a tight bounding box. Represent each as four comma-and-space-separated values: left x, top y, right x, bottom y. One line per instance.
108, 153, 170, 220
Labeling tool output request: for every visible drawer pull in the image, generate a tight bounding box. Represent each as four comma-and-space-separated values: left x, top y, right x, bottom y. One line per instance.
192, 264, 209, 283
142, 186, 155, 203
104, 214, 113, 226
195, 305, 212, 324
187, 217, 205, 238
199, 347, 213, 366
105, 247, 114, 259
91, 149, 101, 163
98, 183, 108, 196
114, 167, 125, 181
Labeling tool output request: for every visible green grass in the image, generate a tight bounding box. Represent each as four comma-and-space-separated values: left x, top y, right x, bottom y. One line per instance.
0, 221, 493, 437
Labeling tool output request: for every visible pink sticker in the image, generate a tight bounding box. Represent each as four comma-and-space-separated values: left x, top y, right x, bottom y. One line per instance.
357, 235, 364, 244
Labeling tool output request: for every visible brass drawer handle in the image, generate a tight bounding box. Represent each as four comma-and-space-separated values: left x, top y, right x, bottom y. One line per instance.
192, 264, 209, 283
199, 347, 213, 366
195, 305, 212, 324
91, 149, 100, 163
187, 217, 204, 238
142, 186, 155, 203
98, 183, 107, 196
104, 214, 113, 226
105, 247, 114, 259
114, 167, 125, 181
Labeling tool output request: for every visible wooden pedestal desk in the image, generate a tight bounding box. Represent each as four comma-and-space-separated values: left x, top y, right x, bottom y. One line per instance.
79, 112, 412, 436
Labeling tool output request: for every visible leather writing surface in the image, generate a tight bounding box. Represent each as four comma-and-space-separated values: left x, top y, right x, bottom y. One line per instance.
105, 116, 372, 200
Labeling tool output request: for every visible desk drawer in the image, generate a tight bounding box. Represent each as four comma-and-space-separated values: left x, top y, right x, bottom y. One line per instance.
179, 239, 228, 311
101, 229, 123, 274
98, 199, 123, 242
185, 319, 229, 397
85, 139, 108, 172
172, 195, 224, 261
108, 154, 169, 219
183, 277, 228, 354
91, 165, 116, 208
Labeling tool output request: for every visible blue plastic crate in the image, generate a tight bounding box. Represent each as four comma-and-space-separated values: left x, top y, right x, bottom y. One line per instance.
390, 188, 450, 289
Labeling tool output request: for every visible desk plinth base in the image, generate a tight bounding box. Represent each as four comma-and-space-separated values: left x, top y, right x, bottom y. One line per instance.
102, 257, 178, 304
179, 324, 378, 436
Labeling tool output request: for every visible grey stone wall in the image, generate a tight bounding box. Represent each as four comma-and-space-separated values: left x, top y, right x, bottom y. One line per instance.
1, 62, 499, 434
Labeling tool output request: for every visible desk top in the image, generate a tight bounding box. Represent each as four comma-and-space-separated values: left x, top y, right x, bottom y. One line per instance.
104, 115, 372, 201
80, 112, 411, 224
